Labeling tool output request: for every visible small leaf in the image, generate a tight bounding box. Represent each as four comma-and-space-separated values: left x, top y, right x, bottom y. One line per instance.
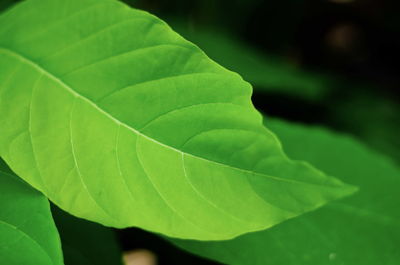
0, 158, 63, 265
170, 118, 400, 264
0, 0, 355, 240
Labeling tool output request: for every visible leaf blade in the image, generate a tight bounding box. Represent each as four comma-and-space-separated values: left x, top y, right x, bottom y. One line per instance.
0, 159, 63, 265
0, 0, 356, 240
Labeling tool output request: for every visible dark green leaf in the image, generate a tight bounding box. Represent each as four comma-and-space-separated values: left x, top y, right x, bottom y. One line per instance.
0, 159, 63, 265
170, 118, 400, 264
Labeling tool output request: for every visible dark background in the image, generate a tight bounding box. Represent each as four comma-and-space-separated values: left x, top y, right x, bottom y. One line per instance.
2, 0, 398, 264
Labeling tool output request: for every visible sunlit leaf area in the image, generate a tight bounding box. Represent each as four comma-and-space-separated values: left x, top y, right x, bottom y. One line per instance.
0, 0, 398, 264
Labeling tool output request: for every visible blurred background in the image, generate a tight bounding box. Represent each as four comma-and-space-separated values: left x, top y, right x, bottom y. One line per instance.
2, 0, 398, 264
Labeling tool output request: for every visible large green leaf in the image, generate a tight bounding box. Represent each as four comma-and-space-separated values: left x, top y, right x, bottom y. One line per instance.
0, 159, 63, 265
170, 119, 400, 264
0, 0, 355, 240
52, 206, 122, 265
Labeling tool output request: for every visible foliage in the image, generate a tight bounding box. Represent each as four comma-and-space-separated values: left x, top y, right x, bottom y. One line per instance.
0, 160, 62, 265
0, 0, 397, 264
0, 0, 353, 243
0, 159, 122, 265
169, 118, 400, 264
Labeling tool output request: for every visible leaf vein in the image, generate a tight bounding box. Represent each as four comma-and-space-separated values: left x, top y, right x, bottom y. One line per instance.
0, 220, 54, 265
68, 97, 118, 223
0, 48, 339, 190
134, 135, 220, 236
181, 153, 252, 225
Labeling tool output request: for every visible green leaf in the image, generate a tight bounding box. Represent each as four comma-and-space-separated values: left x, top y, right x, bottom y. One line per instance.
0, 159, 63, 265
333, 93, 400, 162
170, 119, 400, 264
52, 206, 122, 265
171, 23, 331, 101
0, 0, 355, 240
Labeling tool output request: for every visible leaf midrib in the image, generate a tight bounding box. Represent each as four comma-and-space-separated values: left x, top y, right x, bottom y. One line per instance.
0, 46, 336, 188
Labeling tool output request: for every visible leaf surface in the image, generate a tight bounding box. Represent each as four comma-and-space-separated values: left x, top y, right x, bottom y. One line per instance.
0, 159, 63, 265
170, 118, 400, 264
0, 0, 355, 239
